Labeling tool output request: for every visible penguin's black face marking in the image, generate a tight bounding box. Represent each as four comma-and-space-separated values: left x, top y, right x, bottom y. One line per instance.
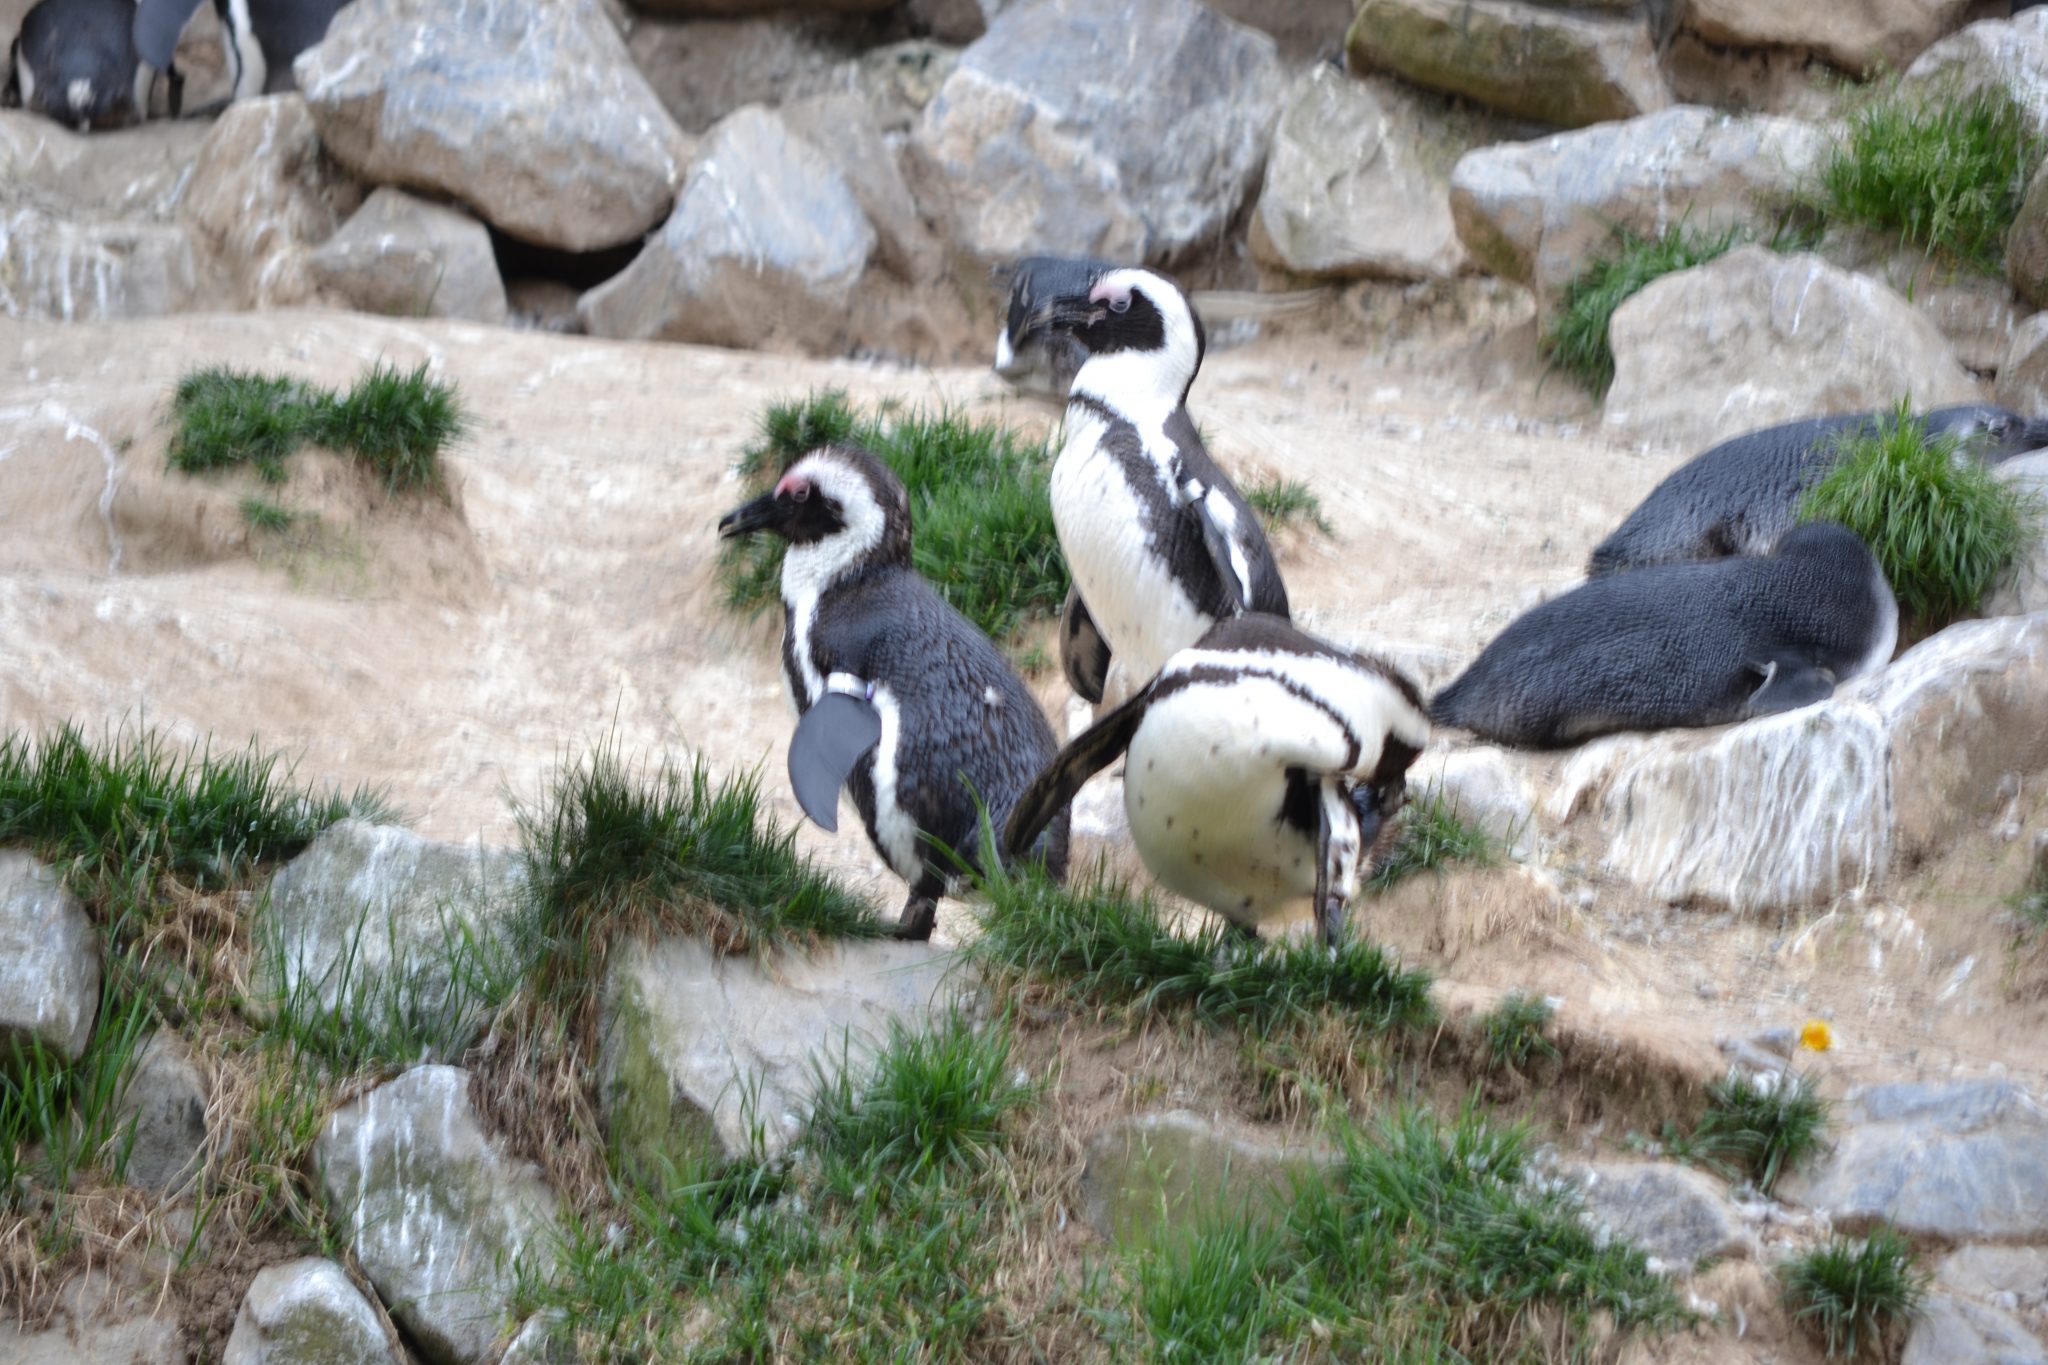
716, 472, 848, 548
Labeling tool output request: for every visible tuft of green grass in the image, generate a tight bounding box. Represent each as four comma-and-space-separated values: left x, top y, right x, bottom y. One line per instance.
1799, 401, 2039, 633
1244, 475, 1333, 536
969, 860, 1434, 1034
1672, 1069, 1830, 1195
1782, 1225, 1927, 1359
1369, 787, 1498, 893
1131, 1210, 1284, 1364
1481, 990, 1559, 1073
240, 496, 295, 532
167, 361, 466, 496
0, 969, 154, 1212
1817, 82, 2046, 273
1545, 224, 1748, 396
718, 390, 1068, 641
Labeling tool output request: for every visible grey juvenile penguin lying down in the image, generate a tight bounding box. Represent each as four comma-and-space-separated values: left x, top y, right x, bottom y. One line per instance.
1590, 404, 2048, 577
1433, 522, 1898, 750
717, 443, 1069, 940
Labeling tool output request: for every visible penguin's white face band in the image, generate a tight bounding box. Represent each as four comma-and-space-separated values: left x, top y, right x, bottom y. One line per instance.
1071, 268, 1204, 419
774, 454, 889, 595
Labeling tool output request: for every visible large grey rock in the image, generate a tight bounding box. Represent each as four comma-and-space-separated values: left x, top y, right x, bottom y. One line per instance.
1903, 1294, 2048, 1365
600, 935, 964, 1169
577, 106, 876, 351
1603, 247, 1982, 449
315, 1065, 557, 1365
625, 15, 862, 136
1779, 1080, 2048, 1242
307, 187, 509, 324
1998, 313, 2048, 416
0, 111, 212, 222
1548, 614, 2048, 914
780, 93, 942, 283
909, 0, 1285, 265
1080, 1110, 1337, 1246
115, 1031, 209, 1196
295, 0, 691, 252
0, 209, 201, 323
1937, 1244, 2048, 1311
1904, 10, 2048, 143
253, 821, 529, 1056
1560, 1159, 1748, 1272
1678, 0, 1976, 75
177, 95, 358, 310
0, 851, 98, 1061
1346, 0, 1668, 130
2009, 162, 2048, 309
1448, 106, 1830, 315
0, 1271, 182, 1363
1410, 749, 1538, 859
222, 1257, 400, 1365
1251, 65, 1464, 281
1983, 451, 2048, 618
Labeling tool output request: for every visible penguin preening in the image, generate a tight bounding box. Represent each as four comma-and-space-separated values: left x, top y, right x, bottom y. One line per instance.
993, 254, 1116, 398
6, 0, 165, 128
1005, 614, 1429, 947
717, 442, 1070, 940
1030, 263, 1290, 702
1590, 403, 2048, 577
1433, 521, 1899, 749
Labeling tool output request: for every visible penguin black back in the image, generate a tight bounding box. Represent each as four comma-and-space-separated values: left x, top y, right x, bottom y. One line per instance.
9, 0, 145, 127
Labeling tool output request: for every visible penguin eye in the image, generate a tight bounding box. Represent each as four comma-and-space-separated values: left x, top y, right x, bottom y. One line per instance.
1108, 294, 1131, 315
788, 482, 810, 503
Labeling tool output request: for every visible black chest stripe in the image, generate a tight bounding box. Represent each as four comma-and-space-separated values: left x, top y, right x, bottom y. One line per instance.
1150, 664, 1364, 771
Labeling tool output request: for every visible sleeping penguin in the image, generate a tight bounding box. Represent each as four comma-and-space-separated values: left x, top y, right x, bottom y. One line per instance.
1004, 614, 1429, 947
717, 442, 1070, 940
1434, 521, 1900, 749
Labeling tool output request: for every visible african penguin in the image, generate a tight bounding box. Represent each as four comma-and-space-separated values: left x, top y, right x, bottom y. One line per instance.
131, 0, 350, 105
1590, 403, 2048, 577
717, 442, 1070, 940
6, 0, 162, 128
1433, 521, 1898, 750
1032, 263, 1291, 702
993, 254, 1115, 397
1006, 613, 1429, 947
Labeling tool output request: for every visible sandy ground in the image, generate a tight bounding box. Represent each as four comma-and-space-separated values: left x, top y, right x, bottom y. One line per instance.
3, 306, 2044, 1108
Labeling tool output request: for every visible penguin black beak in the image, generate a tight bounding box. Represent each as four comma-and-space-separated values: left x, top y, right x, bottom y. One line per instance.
717, 491, 790, 540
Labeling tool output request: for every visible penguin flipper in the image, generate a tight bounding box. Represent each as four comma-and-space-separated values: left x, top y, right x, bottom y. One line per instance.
1742, 658, 1836, 720
1059, 588, 1111, 705
1193, 485, 1258, 612
132, 0, 208, 73
787, 691, 882, 834
1002, 686, 1152, 862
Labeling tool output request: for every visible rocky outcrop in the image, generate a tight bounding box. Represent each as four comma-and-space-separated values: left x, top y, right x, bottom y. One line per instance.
115, 1031, 209, 1196
223, 1258, 400, 1365
296, 0, 691, 252
780, 93, 942, 283
1558, 1159, 1748, 1272
1984, 451, 2048, 618
1603, 247, 1981, 449
1904, 10, 2048, 142
624, 0, 895, 13
307, 188, 509, 324
315, 1065, 557, 1365
1448, 106, 1828, 314
1411, 749, 1539, 860
1346, 0, 1668, 130
0, 210, 201, 324
625, 14, 863, 136
2008, 163, 2048, 309
1251, 66, 1464, 281
1676, 0, 1976, 76
577, 106, 876, 350
600, 935, 963, 1169
1902, 1293, 2048, 1365
1999, 315, 2048, 422
1080, 1110, 1337, 1245
0, 851, 99, 1062
910, 0, 1284, 264
1549, 613, 2048, 914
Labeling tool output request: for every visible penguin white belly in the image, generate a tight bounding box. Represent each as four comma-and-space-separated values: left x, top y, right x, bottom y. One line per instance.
1122, 691, 1319, 927
1051, 441, 1209, 687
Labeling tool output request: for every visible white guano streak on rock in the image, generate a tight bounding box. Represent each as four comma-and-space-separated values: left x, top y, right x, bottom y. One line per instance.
0, 402, 126, 573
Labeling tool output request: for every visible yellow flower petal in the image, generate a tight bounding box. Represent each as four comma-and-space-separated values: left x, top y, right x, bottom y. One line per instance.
1799, 1019, 1834, 1052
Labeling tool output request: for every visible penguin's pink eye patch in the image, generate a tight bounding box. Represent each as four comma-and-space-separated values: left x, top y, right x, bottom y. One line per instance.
775, 473, 812, 502
1089, 280, 1133, 314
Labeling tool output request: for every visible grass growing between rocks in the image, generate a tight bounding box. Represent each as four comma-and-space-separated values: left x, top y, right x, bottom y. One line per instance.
167, 361, 466, 495
1816, 81, 2046, 273
717, 390, 1068, 641
1368, 787, 1499, 893
1544, 224, 1748, 396
1781, 1225, 1927, 1359
1664, 1069, 1829, 1195
1481, 990, 1560, 1075
1244, 474, 1332, 536
1799, 401, 2040, 633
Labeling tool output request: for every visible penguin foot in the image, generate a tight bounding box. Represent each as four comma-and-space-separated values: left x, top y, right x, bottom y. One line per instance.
1315, 895, 1349, 949
891, 895, 939, 942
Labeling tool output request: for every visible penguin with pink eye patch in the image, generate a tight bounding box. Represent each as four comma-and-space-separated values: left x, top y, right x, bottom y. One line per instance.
1024, 264, 1291, 703
716, 442, 1070, 940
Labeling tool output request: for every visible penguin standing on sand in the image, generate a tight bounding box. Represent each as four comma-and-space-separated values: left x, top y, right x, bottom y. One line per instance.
1006, 614, 1428, 947
1434, 521, 1899, 749
1025, 264, 1290, 701
1590, 403, 2048, 576
717, 443, 1070, 940
6, 0, 166, 127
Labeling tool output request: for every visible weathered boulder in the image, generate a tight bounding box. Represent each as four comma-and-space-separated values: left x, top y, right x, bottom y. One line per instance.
2009, 163, 2048, 309
1677, 0, 1976, 76
0, 1269, 182, 1363
780, 93, 942, 283
625, 14, 859, 136
0, 210, 201, 323
623, 0, 893, 13
307, 187, 509, 324
1346, 0, 1668, 130
1904, 10, 2048, 142
1983, 451, 2048, 618
253, 821, 529, 1053
600, 935, 963, 1169
115, 1031, 209, 1196
1080, 1110, 1337, 1245
1781, 1080, 2048, 1242
1250, 66, 1465, 281
1548, 613, 2048, 914
1998, 313, 2048, 415
295, 0, 691, 252
315, 1065, 557, 1365
1448, 106, 1829, 313
0, 111, 210, 221
1603, 247, 1981, 449
835, 40, 961, 133
1937, 1244, 2048, 1311
178, 95, 358, 310
498, 1314, 575, 1365
1559, 1159, 1748, 1272
909, 0, 1284, 264
1410, 748, 1538, 859
222, 1258, 400, 1365
1902, 1293, 2048, 1365
907, 0, 1000, 43
0, 851, 98, 1062
577, 106, 876, 351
